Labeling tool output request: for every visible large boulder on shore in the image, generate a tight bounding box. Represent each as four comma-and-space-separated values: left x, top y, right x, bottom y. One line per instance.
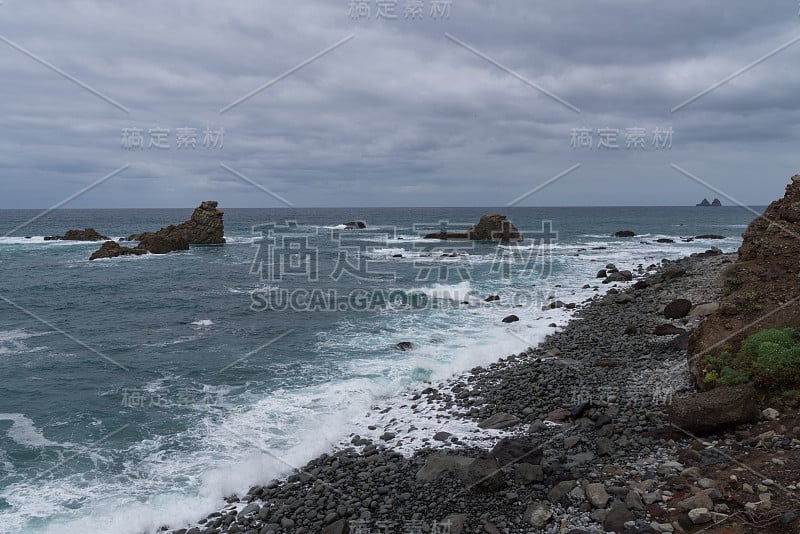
90, 201, 224, 260
664, 298, 692, 319
45, 228, 109, 241
668, 385, 759, 433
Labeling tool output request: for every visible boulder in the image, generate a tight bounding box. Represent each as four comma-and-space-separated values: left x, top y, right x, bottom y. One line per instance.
45, 228, 109, 241
695, 234, 725, 239
395, 342, 414, 351
664, 299, 692, 319
654, 324, 687, 336
603, 502, 636, 533
478, 412, 521, 430
463, 454, 505, 491
523, 501, 552, 528
668, 385, 760, 433
501, 315, 519, 323
344, 221, 366, 229
490, 438, 542, 466
416, 454, 474, 481
603, 271, 633, 283
688, 302, 719, 317
612, 230, 635, 237
585, 483, 610, 508
656, 238, 675, 243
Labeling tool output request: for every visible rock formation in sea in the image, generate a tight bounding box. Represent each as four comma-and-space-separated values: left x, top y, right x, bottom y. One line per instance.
696, 198, 722, 206
45, 228, 109, 241
89, 201, 224, 260
424, 214, 523, 241
688, 174, 800, 388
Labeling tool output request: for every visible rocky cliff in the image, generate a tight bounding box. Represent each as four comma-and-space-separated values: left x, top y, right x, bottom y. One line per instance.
687, 175, 800, 388
90, 201, 224, 260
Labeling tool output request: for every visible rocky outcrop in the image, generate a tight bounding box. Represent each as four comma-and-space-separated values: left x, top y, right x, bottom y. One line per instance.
89, 241, 146, 261
344, 221, 366, 229
45, 228, 109, 241
128, 201, 224, 245
696, 198, 722, 207
612, 230, 635, 237
89, 201, 224, 260
425, 214, 523, 242
688, 175, 800, 389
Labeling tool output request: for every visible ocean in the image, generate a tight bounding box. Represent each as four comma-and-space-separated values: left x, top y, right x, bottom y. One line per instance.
0, 206, 759, 533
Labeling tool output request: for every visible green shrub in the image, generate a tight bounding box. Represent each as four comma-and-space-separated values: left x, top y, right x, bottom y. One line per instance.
718, 366, 750, 386
738, 329, 800, 389
741, 328, 797, 355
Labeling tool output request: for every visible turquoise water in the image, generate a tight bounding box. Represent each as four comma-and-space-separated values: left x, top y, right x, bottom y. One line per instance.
0, 206, 759, 533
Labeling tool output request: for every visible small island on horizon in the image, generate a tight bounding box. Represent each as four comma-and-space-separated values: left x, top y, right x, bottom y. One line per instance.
696, 197, 722, 207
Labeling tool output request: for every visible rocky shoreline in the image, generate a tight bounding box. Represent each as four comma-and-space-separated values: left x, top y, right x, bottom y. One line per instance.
164, 250, 800, 534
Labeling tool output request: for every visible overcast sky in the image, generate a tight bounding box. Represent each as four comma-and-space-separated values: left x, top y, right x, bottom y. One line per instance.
1, 0, 799, 208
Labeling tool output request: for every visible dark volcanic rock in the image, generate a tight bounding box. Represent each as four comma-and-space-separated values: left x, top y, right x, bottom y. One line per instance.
45, 228, 109, 241
656, 238, 675, 243
344, 221, 366, 229
490, 438, 542, 466
395, 342, 414, 351
668, 385, 759, 433
612, 230, 635, 237
695, 234, 725, 240
89, 241, 147, 261
92, 201, 224, 259
425, 214, 522, 242
663, 299, 692, 319
501, 315, 519, 323
654, 324, 687, 336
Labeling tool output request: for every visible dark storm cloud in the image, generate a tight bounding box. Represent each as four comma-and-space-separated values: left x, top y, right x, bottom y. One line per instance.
0, 0, 798, 207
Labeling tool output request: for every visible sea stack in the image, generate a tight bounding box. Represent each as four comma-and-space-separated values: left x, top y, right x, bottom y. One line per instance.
425, 214, 523, 242
89, 201, 225, 260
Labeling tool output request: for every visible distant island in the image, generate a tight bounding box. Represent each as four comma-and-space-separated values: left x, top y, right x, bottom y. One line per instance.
696, 197, 722, 206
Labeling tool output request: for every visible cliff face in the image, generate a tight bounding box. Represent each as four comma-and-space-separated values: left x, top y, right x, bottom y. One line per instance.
687, 175, 800, 388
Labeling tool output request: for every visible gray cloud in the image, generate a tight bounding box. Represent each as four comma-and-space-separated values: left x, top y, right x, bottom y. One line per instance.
1, 0, 798, 208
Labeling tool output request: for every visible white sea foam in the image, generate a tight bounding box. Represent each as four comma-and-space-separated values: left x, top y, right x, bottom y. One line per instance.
0, 414, 66, 449
190, 319, 214, 327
